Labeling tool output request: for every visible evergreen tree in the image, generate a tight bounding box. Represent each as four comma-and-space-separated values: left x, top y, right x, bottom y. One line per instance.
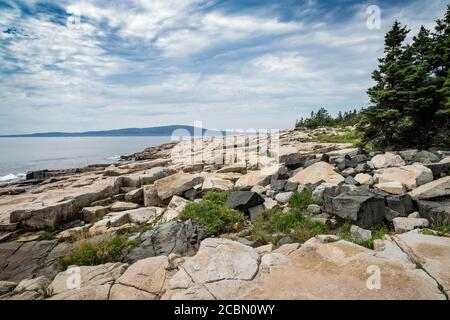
364, 21, 410, 149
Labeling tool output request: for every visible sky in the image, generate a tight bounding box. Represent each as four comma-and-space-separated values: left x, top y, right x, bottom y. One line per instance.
0, 0, 448, 134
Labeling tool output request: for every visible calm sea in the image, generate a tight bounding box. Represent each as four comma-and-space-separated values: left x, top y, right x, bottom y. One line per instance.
0, 136, 171, 181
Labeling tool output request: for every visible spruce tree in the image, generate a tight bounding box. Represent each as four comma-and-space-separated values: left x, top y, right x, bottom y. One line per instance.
364, 21, 410, 149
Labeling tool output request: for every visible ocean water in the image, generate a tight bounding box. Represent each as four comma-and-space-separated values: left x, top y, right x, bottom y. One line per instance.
0, 136, 171, 181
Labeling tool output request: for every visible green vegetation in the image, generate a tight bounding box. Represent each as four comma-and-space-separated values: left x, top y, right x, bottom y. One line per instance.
294, 6, 450, 150
338, 222, 388, 249
295, 107, 363, 129
180, 191, 246, 235
59, 235, 130, 270
202, 190, 230, 205
288, 189, 323, 210
313, 130, 364, 147
250, 208, 329, 244
38, 231, 55, 241
363, 8, 450, 149
427, 220, 450, 236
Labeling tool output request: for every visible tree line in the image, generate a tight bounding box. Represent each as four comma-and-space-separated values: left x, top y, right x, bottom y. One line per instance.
296, 6, 450, 150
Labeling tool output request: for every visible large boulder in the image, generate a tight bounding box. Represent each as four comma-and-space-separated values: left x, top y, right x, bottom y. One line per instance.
110, 256, 169, 300
0, 240, 70, 283
409, 176, 450, 200
283, 154, 316, 170
9, 178, 122, 230
154, 172, 203, 200
417, 199, 450, 224
411, 150, 441, 164
393, 217, 429, 233
385, 194, 415, 216
143, 185, 163, 207
288, 162, 344, 186
163, 238, 260, 300
226, 191, 265, 214
139, 167, 177, 185
125, 220, 207, 263
425, 162, 450, 178
201, 176, 234, 192
394, 230, 450, 296
374, 181, 406, 195
373, 164, 433, 191
331, 192, 385, 228
370, 152, 406, 169
49, 263, 127, 300
235, 171, 271, 189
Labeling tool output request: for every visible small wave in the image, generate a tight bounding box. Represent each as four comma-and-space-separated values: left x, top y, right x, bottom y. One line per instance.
106, 155, 121, 161
0, 173, 20, 182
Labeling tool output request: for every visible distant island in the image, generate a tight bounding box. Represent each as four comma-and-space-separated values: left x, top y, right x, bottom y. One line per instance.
0, 125, 226, 137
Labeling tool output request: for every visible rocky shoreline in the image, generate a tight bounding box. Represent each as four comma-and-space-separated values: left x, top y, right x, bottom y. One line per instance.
0, 128, 449, 300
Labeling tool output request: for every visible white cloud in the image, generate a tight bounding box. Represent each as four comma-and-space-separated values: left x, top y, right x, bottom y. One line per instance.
0, 0, 449, 134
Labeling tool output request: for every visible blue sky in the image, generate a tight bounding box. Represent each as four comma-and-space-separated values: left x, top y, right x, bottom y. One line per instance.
0, 0, 448, 134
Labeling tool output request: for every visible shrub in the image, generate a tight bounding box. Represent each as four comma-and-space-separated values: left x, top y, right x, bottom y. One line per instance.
288, 189, 322, 210
59, 235, 129, 270
202, 190, 230, 206
250, 208, 329, 244
180, 192, 246, 235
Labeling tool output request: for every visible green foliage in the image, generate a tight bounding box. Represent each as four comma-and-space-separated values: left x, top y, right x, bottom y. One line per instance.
202, 190, 230, 206
59, 235, 129, 270
295, 107, 363, 129
180, 191, 245, 235
38, 231, 55, 241
313, 130, 364, 147
363, 8, 450, 149
429, 220, 450, 236
338, 222, 388, 249
288, 189, 323, 210
250, 208, 329, 244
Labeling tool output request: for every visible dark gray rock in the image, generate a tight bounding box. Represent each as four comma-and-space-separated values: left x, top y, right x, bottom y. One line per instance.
336, 158, 358, 171
283, 154, 316, 170
0, 240, 70, 283
353, 154, 369, 163
399, 150, 419, 162
417, 199, 450, 224
277, 236, 294, 246
412, 150, 441, 164
355, 162, 372, 173
331, 191, 386, 228
284, 181, 298, 192
344, 176, 358, 185
270, 179, 286, 191
226, 191, 265, 214
385, 207, 403, 222
125, 219, 208, 263
425, 162, 450, 178
385, 194, 415, 216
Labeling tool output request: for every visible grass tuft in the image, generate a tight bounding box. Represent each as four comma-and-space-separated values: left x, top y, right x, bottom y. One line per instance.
288, 189, 323, 210
59, 235, 130, 270
180, 191, 246, 235
250, 208, 329, 244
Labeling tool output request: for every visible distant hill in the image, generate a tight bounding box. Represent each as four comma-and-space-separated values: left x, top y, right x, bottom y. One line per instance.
0, 125, 227, 137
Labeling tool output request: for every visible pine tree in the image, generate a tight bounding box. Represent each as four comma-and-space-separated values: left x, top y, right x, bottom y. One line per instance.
431, 6, 450, 147
364, 21, 410, 149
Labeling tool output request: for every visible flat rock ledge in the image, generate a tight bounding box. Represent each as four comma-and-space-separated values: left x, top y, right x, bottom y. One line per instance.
5, 231, 444, 300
